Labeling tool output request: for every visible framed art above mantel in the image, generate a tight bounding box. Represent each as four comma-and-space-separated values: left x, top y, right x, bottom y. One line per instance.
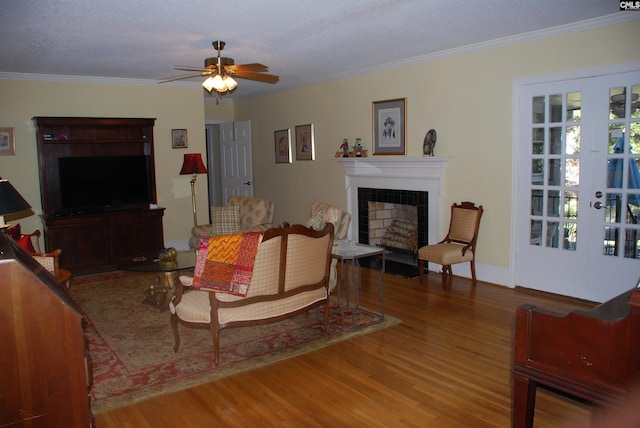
372, 98, 406, 155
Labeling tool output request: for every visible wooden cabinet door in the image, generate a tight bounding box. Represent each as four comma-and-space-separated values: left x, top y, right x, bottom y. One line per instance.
109, 210, 165, 263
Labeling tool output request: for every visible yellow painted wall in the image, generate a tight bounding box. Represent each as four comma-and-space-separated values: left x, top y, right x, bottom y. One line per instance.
1, 19, 638, 282
0, 80, 208, 245
232, 20, 640, 281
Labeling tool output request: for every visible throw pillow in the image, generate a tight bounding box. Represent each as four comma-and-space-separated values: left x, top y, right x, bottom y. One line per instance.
7, 223, 21, 240
210, 205, 241, 235
305, 212, 325, 231
16, 234, 36, 254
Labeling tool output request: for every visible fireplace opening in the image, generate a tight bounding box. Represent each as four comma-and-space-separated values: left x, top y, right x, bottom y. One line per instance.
369, 201, 418, 259
357, 188, 428, 275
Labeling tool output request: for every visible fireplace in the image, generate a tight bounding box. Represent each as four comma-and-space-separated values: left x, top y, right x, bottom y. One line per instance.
336, 157, 451, 257
358, 188, 428, 260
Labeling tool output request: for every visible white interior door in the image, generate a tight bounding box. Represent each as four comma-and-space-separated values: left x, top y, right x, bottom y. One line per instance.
219, 121, 253, 203
515, 69, 640, 302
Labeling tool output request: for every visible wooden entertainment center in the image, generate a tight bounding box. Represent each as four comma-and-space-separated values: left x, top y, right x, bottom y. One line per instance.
34, 117, 165, 273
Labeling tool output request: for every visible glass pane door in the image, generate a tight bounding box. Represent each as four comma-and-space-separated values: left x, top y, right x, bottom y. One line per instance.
515, 69, 640, 303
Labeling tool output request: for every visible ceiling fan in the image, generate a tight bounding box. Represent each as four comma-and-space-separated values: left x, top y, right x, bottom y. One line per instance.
159, 40, 279, 97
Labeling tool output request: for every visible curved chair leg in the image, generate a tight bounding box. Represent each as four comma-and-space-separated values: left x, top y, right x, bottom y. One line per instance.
171, 313, 181, 353
418, 259, 425, 280
470, 260, 477, 284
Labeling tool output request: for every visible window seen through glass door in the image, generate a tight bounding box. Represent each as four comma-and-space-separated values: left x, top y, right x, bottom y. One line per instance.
529, 92, 581, 250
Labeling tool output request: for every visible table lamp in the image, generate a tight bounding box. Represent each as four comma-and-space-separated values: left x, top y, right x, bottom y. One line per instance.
0, 178, 31, 231
179, 154, 208, 227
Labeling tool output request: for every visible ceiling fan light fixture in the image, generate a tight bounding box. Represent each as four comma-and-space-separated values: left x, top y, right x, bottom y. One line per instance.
162, 40, 278, 97
223, 75, 237, 91
211, 74, 226, 91
202, 76, 216, 93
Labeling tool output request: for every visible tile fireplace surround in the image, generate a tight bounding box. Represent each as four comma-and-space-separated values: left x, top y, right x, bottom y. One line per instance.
335, 156, 452, 246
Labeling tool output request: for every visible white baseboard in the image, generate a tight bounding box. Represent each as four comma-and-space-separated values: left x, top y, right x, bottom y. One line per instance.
426, 261, 511, 288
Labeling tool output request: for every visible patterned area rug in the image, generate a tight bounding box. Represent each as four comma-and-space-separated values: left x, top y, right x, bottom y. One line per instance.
71, 271, 400, 414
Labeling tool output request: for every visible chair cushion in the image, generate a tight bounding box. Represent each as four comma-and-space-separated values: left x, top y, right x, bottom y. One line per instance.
210, 205, 241, 235
305, 212, 325, 230
418, 242, 474, 266
170, 289, 212, 323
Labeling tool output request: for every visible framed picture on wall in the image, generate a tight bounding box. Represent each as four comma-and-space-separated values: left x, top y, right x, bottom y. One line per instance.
274, 129, 292, 163
372, 98, 406, 155
172, 129, 188, 148
0, 127, 16, 156
295, 124, 315, 161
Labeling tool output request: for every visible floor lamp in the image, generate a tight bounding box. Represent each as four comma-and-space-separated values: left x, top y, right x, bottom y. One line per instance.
179, 154, 208, 227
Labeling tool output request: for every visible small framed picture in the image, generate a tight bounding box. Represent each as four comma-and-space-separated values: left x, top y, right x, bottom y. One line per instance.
274, 129, 292, 164
172, 129, 188, 149
372, 98, 406, 155
0, 127, 16, 156
295, 124, 315, 161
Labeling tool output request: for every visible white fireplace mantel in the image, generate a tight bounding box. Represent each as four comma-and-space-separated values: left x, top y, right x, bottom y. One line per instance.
335, 156, 452, 244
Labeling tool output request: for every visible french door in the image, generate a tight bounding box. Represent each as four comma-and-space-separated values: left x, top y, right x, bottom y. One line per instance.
515, 68, 640, 302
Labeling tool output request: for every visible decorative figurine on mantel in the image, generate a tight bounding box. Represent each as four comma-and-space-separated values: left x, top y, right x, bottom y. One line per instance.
340, 139, 349, 157
352, 138, 363, 157
423, 129, 437, 156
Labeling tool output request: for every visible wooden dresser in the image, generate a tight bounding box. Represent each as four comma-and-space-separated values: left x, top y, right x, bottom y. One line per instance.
0, 232, 93, 427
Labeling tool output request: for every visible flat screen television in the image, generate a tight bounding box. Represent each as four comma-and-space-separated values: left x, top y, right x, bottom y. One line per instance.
58, 155, 153, 215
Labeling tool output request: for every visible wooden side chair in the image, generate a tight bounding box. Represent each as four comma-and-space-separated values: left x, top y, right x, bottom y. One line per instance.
418, 201, 483, 289
32, 245, 72, 295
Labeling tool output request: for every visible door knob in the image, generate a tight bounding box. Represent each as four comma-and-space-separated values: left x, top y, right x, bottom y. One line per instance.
593, 201, 603, 209
243, 181, 251, 186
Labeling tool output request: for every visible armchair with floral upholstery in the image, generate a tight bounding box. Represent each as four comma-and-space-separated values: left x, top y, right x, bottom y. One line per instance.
189, 196, 276, 249
305, 202, 351, 292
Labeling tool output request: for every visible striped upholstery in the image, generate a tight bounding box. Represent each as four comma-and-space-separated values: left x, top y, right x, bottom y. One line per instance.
171, 223, 334, 365
448, 208, 479, 243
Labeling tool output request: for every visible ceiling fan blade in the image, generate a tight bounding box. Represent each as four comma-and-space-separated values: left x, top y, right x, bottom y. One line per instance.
233, 70, 280, 84
158, 72, 208, 83
226, 63, 269, 72
174, 65, 210, 72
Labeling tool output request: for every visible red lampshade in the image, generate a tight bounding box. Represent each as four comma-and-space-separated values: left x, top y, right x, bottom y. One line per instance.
179, 153, 208, 175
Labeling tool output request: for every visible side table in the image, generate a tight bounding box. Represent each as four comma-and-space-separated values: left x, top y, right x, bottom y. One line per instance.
332, 242, 385, 330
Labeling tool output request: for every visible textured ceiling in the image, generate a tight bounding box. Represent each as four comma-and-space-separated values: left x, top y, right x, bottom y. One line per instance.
0, 1, 630, 99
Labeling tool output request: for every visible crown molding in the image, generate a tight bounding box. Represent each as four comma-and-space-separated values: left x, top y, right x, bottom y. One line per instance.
300, 13, 639, 85
0, 72, 200, 87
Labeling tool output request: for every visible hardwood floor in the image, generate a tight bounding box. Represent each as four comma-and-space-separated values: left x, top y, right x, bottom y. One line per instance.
95, 268, 596, 427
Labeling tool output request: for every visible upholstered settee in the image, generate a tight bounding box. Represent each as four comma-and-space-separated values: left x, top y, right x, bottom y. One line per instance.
171, 223, 334, 366
189, 196, 276, 249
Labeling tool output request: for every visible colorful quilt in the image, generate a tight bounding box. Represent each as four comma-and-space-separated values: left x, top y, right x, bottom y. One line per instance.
192, 231, 264, 296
